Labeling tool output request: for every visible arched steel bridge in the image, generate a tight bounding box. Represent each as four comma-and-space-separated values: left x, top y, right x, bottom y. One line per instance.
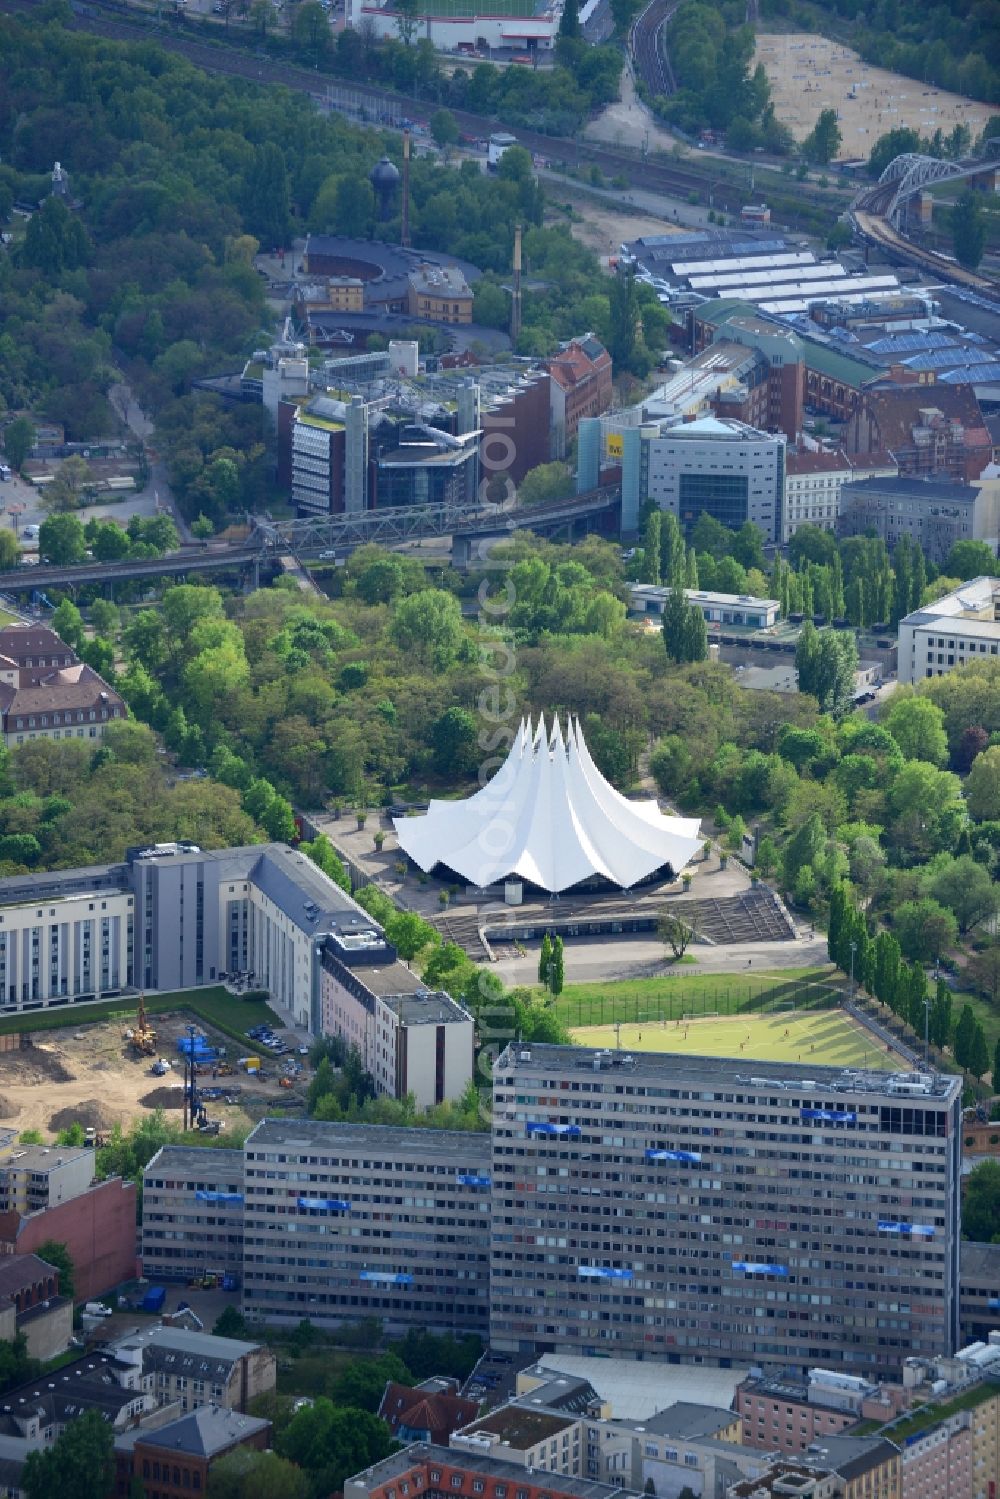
876, 138, 1000, 228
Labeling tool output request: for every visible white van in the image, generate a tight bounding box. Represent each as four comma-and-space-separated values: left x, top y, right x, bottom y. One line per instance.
22, 524, 40, 541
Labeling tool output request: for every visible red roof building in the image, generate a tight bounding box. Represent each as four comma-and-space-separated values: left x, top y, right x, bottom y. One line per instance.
544, 336, 612, 458
379, 1381, 480, 1446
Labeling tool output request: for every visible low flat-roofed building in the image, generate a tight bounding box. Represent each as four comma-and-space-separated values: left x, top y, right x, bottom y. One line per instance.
629, 584, 780, 630
451, 1407, 581, 1469
897, 575, 1000, 684
141, 1144, 245, 1287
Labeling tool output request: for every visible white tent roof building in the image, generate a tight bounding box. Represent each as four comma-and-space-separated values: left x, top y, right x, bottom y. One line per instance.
393, 715, 702, 894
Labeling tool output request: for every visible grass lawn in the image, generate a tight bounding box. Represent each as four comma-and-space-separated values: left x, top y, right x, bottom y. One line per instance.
548, 966, 841, 1028
570, 1008, 904, 1069
0, 986, 283, 1047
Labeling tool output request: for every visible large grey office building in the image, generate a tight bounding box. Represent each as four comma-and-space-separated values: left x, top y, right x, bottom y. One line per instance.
241, 1120, 492, 1333
488, 1045, 962, 1377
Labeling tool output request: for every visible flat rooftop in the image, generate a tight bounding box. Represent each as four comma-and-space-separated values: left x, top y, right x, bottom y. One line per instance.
496, 1043, 961, 1100
459, 1407, 578, 1448
520, 1357, 749, 1421
841, 475, 977, 502
0, 1145, 91, 1173
384, 991, 472, 1026
144, 1144, 245, 1179
247, 1119, 488, 1155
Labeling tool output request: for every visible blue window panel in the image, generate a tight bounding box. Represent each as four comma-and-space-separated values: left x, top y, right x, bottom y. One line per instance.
297, 1198, 351, 1212
527, 1122, 581, 1138
578, 1266, 634, 1281
800, 1109, 856, 1123
733, 1262, 789, 1277
645, 1148, 702, 1163
359, 1271, 414, 1285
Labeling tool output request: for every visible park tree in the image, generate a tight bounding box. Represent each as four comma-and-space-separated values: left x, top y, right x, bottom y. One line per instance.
926, 854, 1000, 933
430, 707, 478, 777
212, 1305, 250, 1339
550, 935, 565, 995
954, 1004, 978, 1071
34, 1240, 74, 1299
559, 0, 581, 37
3, 417, 35, 472
970, 1021, 991, 1082
390, 589, 465, 670
0, 531, 16, 570
963, 1160, 1000, 1241
802, 108, 842, 164
893, 898, 957, 964
539, 932, 553, 987
993, 1038, 1000, 1098
969, 945, 1000, 1005
658, 908, 697, 959
783, 812, 825, 892
430, 109, 460, 151
640, 509, 662, 584
868, 127, 922, 178
38, 513, 85, 565
929, 978, 952, 1050
23, 1409, 113, 1499
609, 265, 639, 371
209, 1451, 308, 1499
278, 1398, 398, 1495
883, 695, 948, 767
51, 599, 84, 651
952, 190, 986, 270
945, 539, 997, 580
328, 1352, 411, 1412
966, 746, 1000, 823
518, 462, 573, 508
795, 624, 857, 715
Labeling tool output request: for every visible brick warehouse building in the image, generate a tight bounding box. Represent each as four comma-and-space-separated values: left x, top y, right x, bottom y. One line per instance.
0, 1175, 136, 1301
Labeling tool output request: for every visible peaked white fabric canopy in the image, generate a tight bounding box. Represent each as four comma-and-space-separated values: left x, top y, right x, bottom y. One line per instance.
393, 715, 702, 894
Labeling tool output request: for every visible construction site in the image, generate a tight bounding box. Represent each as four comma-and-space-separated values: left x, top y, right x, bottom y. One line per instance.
0, 1001, 313, 1141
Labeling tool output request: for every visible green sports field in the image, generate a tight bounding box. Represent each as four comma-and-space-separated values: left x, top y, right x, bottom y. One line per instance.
570, 1009, 905, 1070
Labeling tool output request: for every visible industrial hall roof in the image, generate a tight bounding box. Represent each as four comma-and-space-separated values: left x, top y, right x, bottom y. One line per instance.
393, 715, 702, 894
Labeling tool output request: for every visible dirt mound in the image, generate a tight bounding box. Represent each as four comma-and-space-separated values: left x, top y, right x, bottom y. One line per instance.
0, 1095, 19, 1119
0, 1047, 74, 1087
139, 1087, 185, 1111
48, 1099, 119, 1133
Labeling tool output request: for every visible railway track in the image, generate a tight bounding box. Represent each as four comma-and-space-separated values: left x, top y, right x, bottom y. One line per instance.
5, 0, 838, 223
630, 0, 676, 99
852, 196, 999, 298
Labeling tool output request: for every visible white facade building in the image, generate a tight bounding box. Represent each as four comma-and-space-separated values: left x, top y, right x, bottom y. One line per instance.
320, 941, 474, 1108
0, 882, 134, 1011
641, 416, 786, 544
898, 575, 1000, 685
783, 449, 854, 544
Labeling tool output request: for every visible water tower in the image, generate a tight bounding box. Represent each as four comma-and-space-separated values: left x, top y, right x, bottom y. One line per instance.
370, 156, 400, 222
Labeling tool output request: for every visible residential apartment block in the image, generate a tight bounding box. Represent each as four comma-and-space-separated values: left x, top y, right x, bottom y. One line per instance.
897, 576, 1000, 685
241, 1120, 491, 1332
0, 1142, 94, 1213
838, 473, 1000, 565
141, 1145, 245, 1286
488, 1046, 962, 1377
